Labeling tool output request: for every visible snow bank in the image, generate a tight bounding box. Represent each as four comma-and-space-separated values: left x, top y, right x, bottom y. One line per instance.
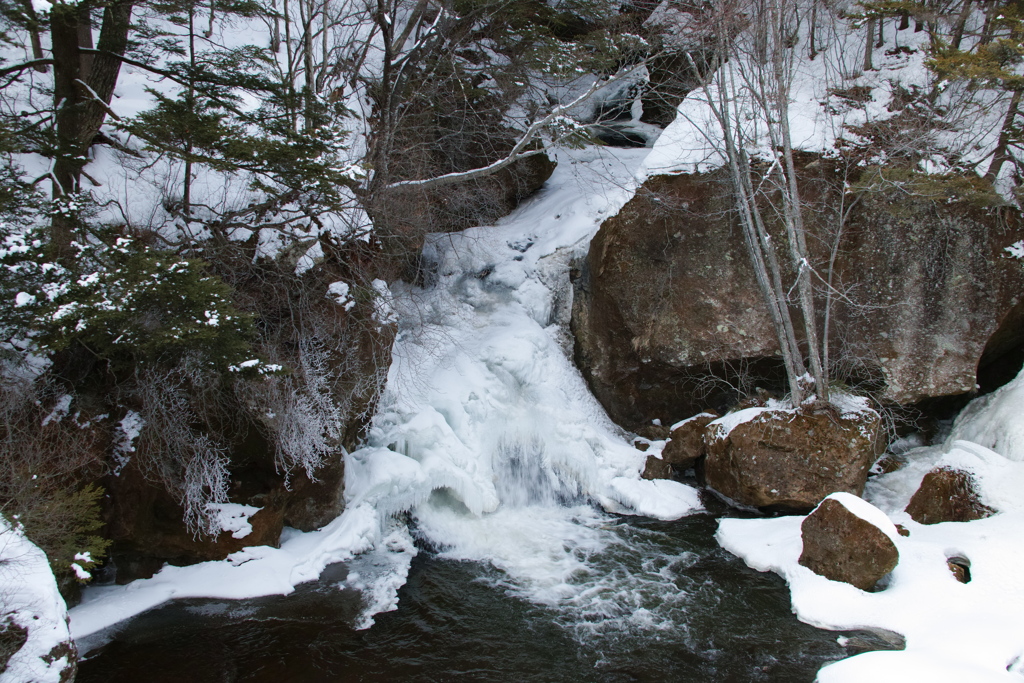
70, 501, 415, 640
0, 517, 75, 683
718, 400, 1024, 681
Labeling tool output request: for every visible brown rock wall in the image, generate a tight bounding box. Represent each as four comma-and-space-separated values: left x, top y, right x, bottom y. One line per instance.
571, 162, 1024, 429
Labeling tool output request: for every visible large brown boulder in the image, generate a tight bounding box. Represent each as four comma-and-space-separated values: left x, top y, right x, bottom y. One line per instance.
662, 411, 718, 469
905, 467, 995, 524
571, 162, 1024, 429
704, 403, 882, 510
799, 494, 900, 591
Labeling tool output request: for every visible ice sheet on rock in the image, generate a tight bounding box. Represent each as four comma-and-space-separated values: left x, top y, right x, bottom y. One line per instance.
604, 477, 703, 521
945, 367, 1024, 462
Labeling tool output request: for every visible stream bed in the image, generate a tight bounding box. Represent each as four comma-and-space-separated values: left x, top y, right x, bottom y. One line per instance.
77, 513, 895, 683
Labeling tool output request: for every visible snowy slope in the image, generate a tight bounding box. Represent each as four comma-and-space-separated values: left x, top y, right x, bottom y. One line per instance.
0, 517, 75, 683
718, 373, 1024, 682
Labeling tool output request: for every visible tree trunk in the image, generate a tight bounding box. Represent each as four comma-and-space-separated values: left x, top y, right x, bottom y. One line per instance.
50, 2, 85, 256
863, 17, 875, 71
985, 89, 1022, 183
951, 0, 972, 50
49, 0, 134, 255
78, 6, 94, 82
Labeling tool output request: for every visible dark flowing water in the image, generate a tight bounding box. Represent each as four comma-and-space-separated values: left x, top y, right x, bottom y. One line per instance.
77, 513, 895, 682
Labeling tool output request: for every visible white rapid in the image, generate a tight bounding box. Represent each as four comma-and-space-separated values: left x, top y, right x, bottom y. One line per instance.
343, 145, 702, 628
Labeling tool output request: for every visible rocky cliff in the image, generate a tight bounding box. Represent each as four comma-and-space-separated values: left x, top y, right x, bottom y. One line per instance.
571, 161, 1024, 430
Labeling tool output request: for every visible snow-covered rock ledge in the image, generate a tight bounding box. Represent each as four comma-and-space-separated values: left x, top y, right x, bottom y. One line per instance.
0, 517, 76, 683
716, 369, 1024, 682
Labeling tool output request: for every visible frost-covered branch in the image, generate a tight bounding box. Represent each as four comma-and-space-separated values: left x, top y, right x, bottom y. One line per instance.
383, 66, 643, 191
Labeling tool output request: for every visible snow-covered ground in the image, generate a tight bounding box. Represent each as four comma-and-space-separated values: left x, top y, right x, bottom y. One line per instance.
69, 144, 703, 642
719, 369, 1024, 682
0, 518, 75, 683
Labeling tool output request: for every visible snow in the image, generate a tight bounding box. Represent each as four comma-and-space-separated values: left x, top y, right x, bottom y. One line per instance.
70, 501, 404, 640
640, 9, 1010, 184
668, 411, 717, 433
705, 405, 775, 442
39, 394, 71, 427
204, 503, 261, 539
0, 517, 74, 683
718, 370, 1024, 681
327, 281, 356, 310
706, 394, 878, 444
112, 410, 144, 474
945, 368, 1024, 462
817, 492, 900, 544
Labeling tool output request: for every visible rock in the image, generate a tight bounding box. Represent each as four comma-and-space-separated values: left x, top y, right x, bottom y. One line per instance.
662, 411, 718, 469
642, 454, 673, 480
947, 555, 972, 583
799, 494, 900, 591
904, 467, 995, 524
102, 461, 288, 583
635, 422, 671, 440
571, 161, 1024, 429
372, 136, 555, 243
704, 403, 882, 510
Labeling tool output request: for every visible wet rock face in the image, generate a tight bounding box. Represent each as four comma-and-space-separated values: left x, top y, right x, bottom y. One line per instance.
905, 467, 995, 524
799, 498, 899, 591
571, 163, 1024, 430
703, 406, 882, 511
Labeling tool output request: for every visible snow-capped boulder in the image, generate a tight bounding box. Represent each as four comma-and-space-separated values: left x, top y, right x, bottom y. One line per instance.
0, 518, 77, 683
703, 400, 881, 510
798, 493, 899, 592
904, 467, 995, 525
